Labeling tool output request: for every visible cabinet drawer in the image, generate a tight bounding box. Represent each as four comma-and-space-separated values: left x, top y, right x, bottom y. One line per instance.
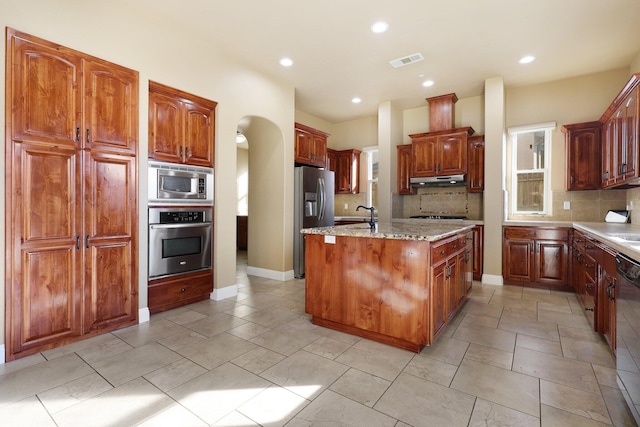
431, 237, 461, 264
504, 226, 569, 241
149, 271, 213, 312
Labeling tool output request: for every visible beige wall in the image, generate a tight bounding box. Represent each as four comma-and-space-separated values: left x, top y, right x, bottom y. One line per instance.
505, 68, 630, 220
1, 0, 296, 348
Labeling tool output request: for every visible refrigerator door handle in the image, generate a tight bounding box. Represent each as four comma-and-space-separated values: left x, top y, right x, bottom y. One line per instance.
318, 178, 325, 221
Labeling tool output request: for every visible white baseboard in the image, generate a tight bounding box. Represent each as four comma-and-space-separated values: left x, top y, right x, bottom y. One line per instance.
211, 285, 238, 301
482, 274, 504, 286
246, 266, 294, 281
139, 307, 150, 323
0, 344, 4, 364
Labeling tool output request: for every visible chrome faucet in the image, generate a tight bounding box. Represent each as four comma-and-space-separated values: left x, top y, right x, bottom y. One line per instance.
356, 205, 376, 230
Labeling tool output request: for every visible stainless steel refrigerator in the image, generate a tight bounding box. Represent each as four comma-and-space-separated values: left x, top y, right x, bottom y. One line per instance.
294, 166, 334, 278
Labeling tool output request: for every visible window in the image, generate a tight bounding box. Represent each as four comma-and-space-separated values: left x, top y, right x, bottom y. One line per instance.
363, 147, 378, 208
508, 122, 555, 215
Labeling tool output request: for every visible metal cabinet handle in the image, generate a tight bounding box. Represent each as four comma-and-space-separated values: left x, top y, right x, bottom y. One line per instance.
76, 127, 80, 143
179, 146, 183, 158
76, 235, 80, 250
185, 146, 190, 158
585, 283, 594, 289
86, 128, 90, 144
585, 307, 594, 312
85, 235, 90, 249
439, 250, 445, 255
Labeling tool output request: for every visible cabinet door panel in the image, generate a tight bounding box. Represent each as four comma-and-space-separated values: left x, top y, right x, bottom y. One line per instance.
503, 239, 533, 281
312, 134, 327, 167
430, 261, 447, 340
565, 125, 601, 190
412, 136, 438, 177
148, 91, 183, 163
439, 133, 467, 175
624, 90, 638, 178
467, 138, 484, 192
9, 144, 82, 355
184, 101, 214, 167
84, 152, 137, 331
83, 60, 138, 155
10, 34, 81, 147
294, 128, 314, 164
536, 240, 568, 285
397, 144, 415, 194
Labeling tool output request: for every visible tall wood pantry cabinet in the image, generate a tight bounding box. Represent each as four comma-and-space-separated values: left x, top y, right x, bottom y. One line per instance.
149, 81, 216, 167
5, 29, 139, 361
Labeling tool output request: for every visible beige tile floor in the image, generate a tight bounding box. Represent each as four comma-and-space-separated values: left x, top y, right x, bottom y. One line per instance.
0, 252, 637, 426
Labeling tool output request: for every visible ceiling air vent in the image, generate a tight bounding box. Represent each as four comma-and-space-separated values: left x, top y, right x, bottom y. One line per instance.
389, 53, 424, 68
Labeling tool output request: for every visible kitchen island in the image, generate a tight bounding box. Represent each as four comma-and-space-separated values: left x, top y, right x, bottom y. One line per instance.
301, 221, 474, 352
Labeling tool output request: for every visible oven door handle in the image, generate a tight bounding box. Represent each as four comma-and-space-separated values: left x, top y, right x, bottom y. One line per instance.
149, 223, 211, 229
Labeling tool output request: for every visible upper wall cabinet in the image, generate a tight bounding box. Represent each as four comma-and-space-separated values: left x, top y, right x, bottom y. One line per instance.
563, 73, 640, 190
562, 121, 602, 191
149, 82, 217, 167
11, 32, 138, 155
467, 135, 485, 193
410, 127, 473, 177
397, 144, 415, 195
335, 149, 361, 194
601, 83, 639, 188
295, 122, 329, 168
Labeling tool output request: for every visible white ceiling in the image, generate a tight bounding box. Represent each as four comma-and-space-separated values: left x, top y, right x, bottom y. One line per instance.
126, 0, 640, 123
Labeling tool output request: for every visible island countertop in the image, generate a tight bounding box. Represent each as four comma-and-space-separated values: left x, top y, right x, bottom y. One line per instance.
300, 221, 474, 242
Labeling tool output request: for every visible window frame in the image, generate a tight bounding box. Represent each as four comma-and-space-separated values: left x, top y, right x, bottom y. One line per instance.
362, 146, 378, 208
508, 122, 555, 216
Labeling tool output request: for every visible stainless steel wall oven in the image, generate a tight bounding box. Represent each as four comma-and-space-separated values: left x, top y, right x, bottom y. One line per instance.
148, 207, 212, 279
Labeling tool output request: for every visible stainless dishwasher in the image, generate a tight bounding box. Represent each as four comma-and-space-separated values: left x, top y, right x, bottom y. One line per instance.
615, 253, 640, 425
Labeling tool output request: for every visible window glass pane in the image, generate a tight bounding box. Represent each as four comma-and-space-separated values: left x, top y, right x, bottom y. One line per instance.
516, 172, 544, 212
516, 130, 545, 170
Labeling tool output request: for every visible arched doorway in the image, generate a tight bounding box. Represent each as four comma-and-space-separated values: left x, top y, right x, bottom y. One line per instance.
235, 116, 290, 279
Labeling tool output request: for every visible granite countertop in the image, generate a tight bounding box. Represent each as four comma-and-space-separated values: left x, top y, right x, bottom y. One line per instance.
395, 218, 484, 226
301, 221, 474, 241
573, 222, 640, 261
503, 219, 574, 227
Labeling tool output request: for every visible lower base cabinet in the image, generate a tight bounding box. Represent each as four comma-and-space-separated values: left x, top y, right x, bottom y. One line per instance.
502, 226, 570, 289
572, 229, 617, 351
148, 269, 213, 314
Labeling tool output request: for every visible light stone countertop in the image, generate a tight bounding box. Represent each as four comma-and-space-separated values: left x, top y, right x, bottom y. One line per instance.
301, 221, 474, 242
573, 222, 640, 261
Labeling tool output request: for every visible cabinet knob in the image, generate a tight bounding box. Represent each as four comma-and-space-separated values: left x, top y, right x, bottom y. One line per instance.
439, 250, 445, 255
585, 307, 594, 312
181, 288, 186, 293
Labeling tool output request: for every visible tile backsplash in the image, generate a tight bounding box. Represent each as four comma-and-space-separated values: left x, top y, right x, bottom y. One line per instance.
401, 187, 483, 220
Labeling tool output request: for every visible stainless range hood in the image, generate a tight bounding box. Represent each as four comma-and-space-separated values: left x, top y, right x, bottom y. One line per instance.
410, 174, 466, 187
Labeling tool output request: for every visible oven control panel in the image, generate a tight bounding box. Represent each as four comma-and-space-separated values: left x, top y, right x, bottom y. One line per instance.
149, 207, 212, 224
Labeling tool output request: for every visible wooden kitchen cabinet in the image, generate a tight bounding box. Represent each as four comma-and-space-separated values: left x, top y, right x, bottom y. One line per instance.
410, 127, 473, 177
601, 78, 640, 188
472, 225, 484, 281
503, 226, 570, 289
294, 122, 329, 167
335, 149, 361, 194
5, 29, 139, 360
562, 121, 601, 191
397, 144, 415, 194
467, 135, 485, 192
572, 228, 618, 351
148, 269, 213, 314
326, 148, 337, 173
149, 81, 216, 167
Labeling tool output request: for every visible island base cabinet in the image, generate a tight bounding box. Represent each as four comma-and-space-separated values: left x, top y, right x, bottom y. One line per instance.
305, 234, 430, 351
304, 231, 471, 352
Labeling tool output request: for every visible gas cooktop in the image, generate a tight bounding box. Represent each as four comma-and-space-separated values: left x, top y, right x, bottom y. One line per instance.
409, 215, 468, 220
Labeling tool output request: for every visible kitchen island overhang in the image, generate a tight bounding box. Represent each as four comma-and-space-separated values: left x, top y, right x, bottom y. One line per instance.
301, 222, 475, 352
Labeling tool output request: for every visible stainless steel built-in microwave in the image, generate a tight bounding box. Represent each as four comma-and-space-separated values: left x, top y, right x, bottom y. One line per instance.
148, 160, 214, 205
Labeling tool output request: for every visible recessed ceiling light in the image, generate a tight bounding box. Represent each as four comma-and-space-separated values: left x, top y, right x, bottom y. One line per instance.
422, 80, 434, 87
352, 97, 362, 104
371, 21, 389, 33
519, 55, 536, 64
279, 57, 293, 67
